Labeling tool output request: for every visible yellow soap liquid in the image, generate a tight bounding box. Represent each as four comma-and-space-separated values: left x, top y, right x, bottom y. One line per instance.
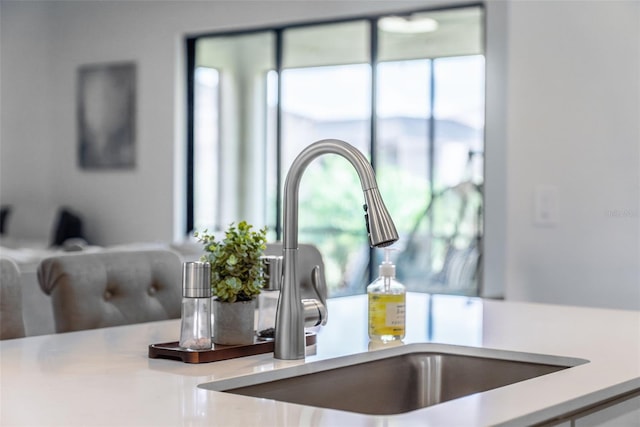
368, 291, 405, 341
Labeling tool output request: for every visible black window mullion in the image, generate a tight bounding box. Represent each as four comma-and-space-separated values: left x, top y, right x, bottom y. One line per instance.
369, 19, 378, 170
367, 18, 379, 286
275, 29, 284, 241
185, 37, 196, 235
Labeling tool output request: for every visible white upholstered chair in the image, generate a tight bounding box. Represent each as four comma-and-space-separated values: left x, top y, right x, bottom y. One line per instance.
0, 257, 27, 339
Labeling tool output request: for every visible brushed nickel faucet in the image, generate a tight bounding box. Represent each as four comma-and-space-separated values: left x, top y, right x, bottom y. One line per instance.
274, 139, 399, 360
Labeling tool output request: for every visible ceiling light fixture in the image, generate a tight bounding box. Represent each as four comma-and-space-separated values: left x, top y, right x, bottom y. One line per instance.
378, 16, 439, 34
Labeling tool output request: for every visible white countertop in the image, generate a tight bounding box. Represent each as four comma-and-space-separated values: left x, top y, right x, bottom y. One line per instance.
1, 294, 639, 426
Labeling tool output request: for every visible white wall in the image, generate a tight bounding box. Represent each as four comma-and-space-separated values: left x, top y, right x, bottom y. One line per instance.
0, 2, 55, 212
1, 0, 638, 309
503, 1, 640, 310
1, 0, 437, 245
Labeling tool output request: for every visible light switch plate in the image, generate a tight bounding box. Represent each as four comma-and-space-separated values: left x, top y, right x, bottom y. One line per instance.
534, 185, 558, 226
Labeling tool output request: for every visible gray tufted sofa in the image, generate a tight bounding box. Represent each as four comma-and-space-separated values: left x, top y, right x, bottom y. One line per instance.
37, 249, 182, 333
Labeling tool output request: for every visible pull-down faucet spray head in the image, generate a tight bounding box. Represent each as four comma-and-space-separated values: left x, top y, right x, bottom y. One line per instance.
363, 187, 398, 248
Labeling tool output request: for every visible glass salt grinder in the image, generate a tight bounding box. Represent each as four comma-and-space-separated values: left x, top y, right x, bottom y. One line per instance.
179, 261, 212, 350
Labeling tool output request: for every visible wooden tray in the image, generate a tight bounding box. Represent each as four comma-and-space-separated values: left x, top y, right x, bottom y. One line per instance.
148, 332, 316, 364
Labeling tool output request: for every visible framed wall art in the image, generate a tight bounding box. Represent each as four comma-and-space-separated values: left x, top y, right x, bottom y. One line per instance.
77, 61, 136, 169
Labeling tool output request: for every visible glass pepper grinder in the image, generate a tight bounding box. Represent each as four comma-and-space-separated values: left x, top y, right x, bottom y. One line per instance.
179, 261, 212, 350
257, 255, 282, 339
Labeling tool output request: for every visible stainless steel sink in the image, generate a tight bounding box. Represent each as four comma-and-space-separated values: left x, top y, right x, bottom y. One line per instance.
199, 343, 588, 415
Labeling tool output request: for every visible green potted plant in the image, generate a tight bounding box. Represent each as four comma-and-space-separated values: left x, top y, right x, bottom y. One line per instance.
195, 221, 267, 345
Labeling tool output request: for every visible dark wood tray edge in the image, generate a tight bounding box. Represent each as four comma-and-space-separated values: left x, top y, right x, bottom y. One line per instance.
148, 332, 316, 364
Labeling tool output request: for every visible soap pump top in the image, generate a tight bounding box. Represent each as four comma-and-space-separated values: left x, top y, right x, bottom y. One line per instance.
375, 247, 402, 294
379, 247, 396, 280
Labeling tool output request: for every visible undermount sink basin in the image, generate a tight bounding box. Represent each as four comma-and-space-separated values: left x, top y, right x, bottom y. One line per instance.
199, 343, 588, 416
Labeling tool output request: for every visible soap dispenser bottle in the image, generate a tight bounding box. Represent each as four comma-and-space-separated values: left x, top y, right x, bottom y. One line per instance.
368, 248, 405, 342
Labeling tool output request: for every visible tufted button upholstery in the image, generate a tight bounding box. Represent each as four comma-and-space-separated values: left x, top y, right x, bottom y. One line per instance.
37, 250, 182, 333
0, 257, 26, 339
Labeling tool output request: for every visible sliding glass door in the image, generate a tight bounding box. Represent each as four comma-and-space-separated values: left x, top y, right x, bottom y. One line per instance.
187, 5, 485, 297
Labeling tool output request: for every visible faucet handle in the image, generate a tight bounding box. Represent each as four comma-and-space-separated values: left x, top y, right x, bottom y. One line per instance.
301, 264, 328, 327
302, 298, 328, 327
310, 265, 327, 307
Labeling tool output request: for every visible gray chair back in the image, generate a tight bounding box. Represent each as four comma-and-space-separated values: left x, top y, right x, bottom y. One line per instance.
264, 243, 327, 301
38, 249, 182, 333
0, 257, 26, 339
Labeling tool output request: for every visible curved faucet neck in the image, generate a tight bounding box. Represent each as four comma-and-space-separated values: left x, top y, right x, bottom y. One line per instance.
282, 139, 376, 250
